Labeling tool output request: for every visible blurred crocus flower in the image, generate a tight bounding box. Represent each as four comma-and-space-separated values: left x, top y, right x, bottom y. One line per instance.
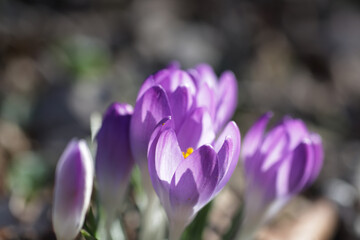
95, 103, 134, 217
239, 113, 324, 239
53, 140, 94, 240
147, 116, 241, 240
130, 63, 238, 196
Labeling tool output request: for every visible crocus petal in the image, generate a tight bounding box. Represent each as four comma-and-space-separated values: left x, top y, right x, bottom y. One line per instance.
170, 145, 219, 215
288, 140, 314, 193
148, 117, 175, 205
136, 68, 196, 101
261, 165, 280, 201
155, 129, 183, 184
167, 61, 181, 70
243, 113, 277, 178
176, 107, 215, 151
95, 103, 134, 212
276, 140, 314, 196
156, 70, 196, 96
168, 86, 193, 130
193, 63, 217, 88
214, 71, 238, 132
194, 82, 216, 120
242, 112, 273, 160
309, 133, 324, 182
136, 75, 156, 101
214, 121, 241, 154
283, 118, 310, 150
53, 140, 93, 240
130, 85, 172, 167
213, 121, 241, 196
260, 125, 290, 171
213, 138, 232, 193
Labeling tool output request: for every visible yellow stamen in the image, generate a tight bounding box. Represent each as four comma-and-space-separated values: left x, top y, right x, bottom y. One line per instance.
182, 148, 194, 159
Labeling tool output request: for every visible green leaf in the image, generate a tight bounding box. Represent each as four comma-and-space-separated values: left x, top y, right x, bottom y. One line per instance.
83, 203, 100, 237
81, 229, 98, 240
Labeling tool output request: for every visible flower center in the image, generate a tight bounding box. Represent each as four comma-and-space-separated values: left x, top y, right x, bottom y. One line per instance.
182, 148, 194, 159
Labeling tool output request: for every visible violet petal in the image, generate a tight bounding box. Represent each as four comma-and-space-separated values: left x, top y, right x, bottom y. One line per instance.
242, 112, 273, 161
176, 107, 215, 151
213, 121, 241, 195
95, 103, 134, 212
170, 145, 219, 215
130, 85, 172, 168
309, 133, 324, 182
214, 71, 238, 132
168, 86, 193, 130
147, 117, 175, 206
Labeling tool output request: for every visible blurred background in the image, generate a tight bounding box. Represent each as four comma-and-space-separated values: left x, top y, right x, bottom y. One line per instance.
1, 0, 360, 239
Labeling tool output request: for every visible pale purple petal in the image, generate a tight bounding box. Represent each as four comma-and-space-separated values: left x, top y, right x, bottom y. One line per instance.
274, 153, 292, 198
156, 70, 196, 96
130, 85, 172, 167
137, 68, 195, 101
288, 140, 314, 193
213, 138, 232, 195
147, 117, 175, 203
260, 125, 290, 171
95, 103, 134, 212
167, 61, 181, 70
276, 140, 314, 196
214, 71, 238, 132
176, 108, 215, 151
170, 145, 219, 214
136, 75, 156, 101
194, 82, 216, 120
53, 140, 93, 240
214, 121, 241, 153
242, 112, 273, 160
155, 129, 183, 184
213, 121, 241, 196
283, 118, 310, 150
309, 133, 324, 182
193, 63, 217, 88
259, 163, 280, 201
168, 86, 193, 130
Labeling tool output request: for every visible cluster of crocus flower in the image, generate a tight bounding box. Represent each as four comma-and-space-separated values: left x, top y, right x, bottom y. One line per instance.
51, 62, 324, 240
130, 63, 238, 197
129, 63, 240, 239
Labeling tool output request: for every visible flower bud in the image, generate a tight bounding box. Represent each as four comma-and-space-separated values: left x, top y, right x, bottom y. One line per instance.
53, 140, 94, 240
95, 103, 134, 214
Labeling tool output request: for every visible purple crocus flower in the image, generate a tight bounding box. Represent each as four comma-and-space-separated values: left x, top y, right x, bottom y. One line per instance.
95, 103, 134, 217
53, 140, 94, 240
147, 116, 241, 240
239, 112, 324, 239
130, 63, 238, 197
